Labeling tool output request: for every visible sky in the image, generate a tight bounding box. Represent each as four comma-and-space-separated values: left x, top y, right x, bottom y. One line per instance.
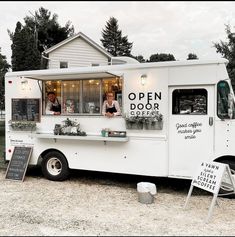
1, 1, 235, 64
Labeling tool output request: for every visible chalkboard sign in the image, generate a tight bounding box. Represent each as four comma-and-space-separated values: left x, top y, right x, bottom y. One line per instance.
5, 146, 33, 181
12, 98, 40, 121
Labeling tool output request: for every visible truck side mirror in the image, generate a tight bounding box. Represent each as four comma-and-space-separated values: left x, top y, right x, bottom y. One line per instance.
228, 93, 234, 119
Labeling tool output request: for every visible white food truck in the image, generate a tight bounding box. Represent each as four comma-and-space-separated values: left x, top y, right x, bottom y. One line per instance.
4, 58, 235, 191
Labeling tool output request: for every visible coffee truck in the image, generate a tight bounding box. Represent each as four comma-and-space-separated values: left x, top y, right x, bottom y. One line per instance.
4, 58, 235, 191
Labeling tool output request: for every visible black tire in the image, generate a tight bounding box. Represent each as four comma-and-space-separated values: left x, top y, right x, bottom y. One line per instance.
218, 160, 235, 198
41, 151, 69, 181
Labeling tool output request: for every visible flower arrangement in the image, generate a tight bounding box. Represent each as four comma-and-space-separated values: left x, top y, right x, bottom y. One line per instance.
9, 120, 37, 131
54, 118, 86, 136
62, 118, 78, 127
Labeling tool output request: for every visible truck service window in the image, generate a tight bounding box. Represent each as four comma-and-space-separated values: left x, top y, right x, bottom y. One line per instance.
83, 80, 100, 114
43, 77, 123, 115
62, 81, 80, 114
102, 77, 122, 106
172, 89, 207, 115
44, 80, 61, 114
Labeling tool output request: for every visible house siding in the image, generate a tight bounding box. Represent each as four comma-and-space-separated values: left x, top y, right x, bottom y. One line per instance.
48, 37, 109, 69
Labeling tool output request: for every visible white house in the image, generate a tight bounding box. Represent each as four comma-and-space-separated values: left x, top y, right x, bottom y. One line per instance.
42, 32, 113, 69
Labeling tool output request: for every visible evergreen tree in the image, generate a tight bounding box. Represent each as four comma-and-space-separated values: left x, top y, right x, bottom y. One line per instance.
10, 22, 41, 71
9, 7, 74, 71
101, 17, 133, 56
24, 7, 74, 53
187, 53, 198, 60
0, 49, 11, 111
213, 24, 235, 91
148, 53, 176, 62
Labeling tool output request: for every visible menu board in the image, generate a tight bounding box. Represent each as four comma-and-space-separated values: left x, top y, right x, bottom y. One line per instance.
5, 146, 32, 181
12, 98, 40, 121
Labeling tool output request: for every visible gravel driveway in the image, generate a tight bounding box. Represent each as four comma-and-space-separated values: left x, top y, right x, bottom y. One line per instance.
0, 167, 234, 236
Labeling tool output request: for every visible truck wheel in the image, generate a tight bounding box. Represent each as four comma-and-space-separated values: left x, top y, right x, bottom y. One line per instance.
218, 160, 235, 198
41, 151, 69, 181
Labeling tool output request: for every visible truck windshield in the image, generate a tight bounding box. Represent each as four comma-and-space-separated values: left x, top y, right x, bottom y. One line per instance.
217, 80, 235, 119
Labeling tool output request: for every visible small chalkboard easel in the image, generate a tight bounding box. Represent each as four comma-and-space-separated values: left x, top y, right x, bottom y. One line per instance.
5, 146, 33, 182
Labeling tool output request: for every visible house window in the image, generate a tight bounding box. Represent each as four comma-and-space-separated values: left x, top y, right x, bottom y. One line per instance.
60, 61, 68, 68
43, 77, 123, 115
172, 89, 207, 115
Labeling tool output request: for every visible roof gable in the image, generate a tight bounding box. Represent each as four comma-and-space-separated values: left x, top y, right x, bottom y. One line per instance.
43, 32, 112, 59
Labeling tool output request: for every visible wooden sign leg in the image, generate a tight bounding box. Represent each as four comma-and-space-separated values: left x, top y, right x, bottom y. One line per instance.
184, 184, 194, 209
205, 194, 218, 223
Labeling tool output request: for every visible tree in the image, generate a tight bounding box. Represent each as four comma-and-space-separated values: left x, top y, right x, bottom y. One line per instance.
187, 53, 198, 60
213, 24, 235, 90
24, 7, 74, 53
10, 21, 41, 71
0, 49, 11, 111
9, 7, 74, 71
148, 53, 176, 62
133, 55, 146, 63
101, 17, 133, 56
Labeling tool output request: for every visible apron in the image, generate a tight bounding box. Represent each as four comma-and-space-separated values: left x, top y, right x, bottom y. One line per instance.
106, 105, 117, 114
51, 99, 61, 112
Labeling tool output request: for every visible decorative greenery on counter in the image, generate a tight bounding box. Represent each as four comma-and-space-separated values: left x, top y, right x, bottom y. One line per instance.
54, 118, 87, 136
9, 120, 37, 131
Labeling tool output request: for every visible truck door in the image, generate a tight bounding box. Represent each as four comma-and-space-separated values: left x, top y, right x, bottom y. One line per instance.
168, 86, 214, 178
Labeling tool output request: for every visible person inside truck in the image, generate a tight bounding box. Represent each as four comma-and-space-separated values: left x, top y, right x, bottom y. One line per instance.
45, 91, 61, 115
102, 92, 121, 117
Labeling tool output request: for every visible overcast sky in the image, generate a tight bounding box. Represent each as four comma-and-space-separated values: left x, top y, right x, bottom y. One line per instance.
1, 1, 235, 64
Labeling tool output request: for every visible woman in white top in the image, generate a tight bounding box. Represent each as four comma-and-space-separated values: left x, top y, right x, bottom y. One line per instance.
102, 92, 121, 117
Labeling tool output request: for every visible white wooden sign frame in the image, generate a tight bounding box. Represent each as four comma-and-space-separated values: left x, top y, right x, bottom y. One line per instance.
184, 161, 235, 223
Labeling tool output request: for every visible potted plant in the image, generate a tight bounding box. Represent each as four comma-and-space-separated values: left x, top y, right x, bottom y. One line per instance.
144, 111, 163, 130
9, 120, 37, 131
124, 114, 144, 130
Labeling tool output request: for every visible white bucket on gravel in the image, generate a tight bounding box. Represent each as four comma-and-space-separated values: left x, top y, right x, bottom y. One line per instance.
137, 182, 157, 204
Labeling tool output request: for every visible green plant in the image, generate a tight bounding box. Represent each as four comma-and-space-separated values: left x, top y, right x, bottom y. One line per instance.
124, 111, 163, 130
9, 120, 36, 131
124, 114, 144, 129
62, 118, 77, 127
143, 111, 163, 130
59, 118, 86, 136
144, 111, 163, 124
124, 114, 144, 123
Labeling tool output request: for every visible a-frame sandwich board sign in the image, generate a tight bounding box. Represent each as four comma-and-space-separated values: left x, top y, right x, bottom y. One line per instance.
184, 161, 235, 223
